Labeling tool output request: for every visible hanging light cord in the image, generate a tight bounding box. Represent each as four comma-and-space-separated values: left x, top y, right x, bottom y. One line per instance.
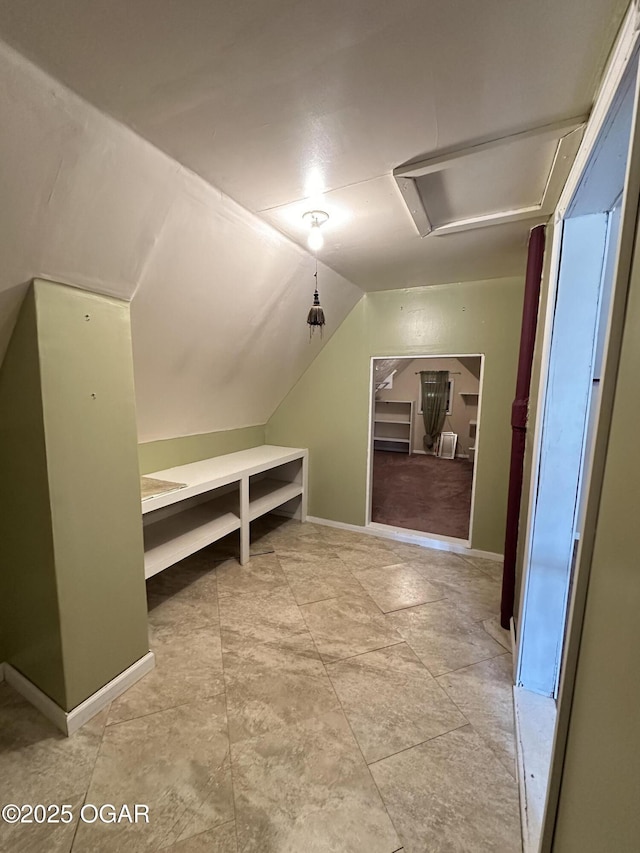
311, 256, 321, 306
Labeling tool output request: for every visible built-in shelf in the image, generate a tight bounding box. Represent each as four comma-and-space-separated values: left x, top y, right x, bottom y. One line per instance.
459, 391, 479, 398
374, 416, 411, 424
248, 478, 304, 521
373, 400, 414, 454
144, 496, 241, 579
141, 445, 308, 574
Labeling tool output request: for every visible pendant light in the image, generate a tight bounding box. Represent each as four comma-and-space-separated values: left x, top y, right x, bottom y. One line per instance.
306, 257, 326, 338
303, 210, 329, 338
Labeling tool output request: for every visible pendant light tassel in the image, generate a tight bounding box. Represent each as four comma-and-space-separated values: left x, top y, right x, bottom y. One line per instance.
306, 262, 326, 338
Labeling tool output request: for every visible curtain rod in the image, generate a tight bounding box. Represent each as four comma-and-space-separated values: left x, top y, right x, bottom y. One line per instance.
415, 371, 461, 375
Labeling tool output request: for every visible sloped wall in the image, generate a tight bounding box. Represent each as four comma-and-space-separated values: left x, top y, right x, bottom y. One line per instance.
0, 38, 363, 445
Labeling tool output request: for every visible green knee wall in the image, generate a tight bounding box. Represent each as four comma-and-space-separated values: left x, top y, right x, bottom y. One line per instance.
0, 280, 148, 711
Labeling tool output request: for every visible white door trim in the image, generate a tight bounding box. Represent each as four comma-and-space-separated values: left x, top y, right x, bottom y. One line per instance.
515, 3, 640, 848
517, 0, 640, 675
540, 51, 640, 853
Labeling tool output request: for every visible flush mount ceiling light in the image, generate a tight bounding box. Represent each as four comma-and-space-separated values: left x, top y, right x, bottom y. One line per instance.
302, 209, 329, 252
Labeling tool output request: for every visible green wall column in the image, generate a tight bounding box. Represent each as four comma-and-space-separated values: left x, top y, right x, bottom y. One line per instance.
0, 288, 63, 701
0, 280, 149, 712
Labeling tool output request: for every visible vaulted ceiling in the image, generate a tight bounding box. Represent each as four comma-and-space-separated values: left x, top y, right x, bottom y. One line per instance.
0, 0, 628, 290
0, 1, 630, 444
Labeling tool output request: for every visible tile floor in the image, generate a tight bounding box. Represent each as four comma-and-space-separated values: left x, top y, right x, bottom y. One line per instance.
0, 517, 522, 852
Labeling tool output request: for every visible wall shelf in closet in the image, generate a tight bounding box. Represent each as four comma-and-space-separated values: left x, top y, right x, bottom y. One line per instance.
373, 400, 414, 454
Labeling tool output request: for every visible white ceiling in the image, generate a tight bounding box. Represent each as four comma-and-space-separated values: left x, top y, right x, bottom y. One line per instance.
0, 0, 629, 290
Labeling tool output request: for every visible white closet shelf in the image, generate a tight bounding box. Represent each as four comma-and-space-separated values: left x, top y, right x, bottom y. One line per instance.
373, 400, 414, 456
144, 497, 241, 579
249, 479, 304, 521
141, 445, 308, 573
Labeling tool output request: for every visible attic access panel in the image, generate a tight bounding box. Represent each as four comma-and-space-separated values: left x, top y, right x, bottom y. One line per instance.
395, 118, 585, 237
417, 136, 559, 223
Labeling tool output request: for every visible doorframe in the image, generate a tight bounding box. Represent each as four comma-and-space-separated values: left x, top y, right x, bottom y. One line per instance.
365, 352, 485, 548
541, 69, 640, 853
516, 212, 611, 698
517, 2, 640, 687
514, 3, 640, 848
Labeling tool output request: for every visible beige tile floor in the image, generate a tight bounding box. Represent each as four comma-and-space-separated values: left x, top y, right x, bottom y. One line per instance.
0, 517, 522, 852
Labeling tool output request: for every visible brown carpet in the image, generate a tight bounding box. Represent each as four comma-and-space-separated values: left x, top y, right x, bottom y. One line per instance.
372, 451, 473, 539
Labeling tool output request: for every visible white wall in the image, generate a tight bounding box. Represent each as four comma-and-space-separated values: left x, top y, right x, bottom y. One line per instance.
0, 38, 363, 442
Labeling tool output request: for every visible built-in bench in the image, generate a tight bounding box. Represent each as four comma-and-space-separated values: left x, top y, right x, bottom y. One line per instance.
140, 445, 308, 578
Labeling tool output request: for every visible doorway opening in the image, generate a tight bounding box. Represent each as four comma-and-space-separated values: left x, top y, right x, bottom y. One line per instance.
367, 354, 483, 545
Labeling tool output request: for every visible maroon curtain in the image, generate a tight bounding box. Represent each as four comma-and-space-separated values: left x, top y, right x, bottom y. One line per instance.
500, 224, 546, 629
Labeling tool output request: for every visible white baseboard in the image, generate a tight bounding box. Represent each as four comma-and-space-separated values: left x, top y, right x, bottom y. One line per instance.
307, 515, 503, 562
3, 651, 155, 736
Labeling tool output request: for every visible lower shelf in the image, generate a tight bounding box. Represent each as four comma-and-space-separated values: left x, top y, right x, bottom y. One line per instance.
374, 438, 411, 453
249, 479, 303, 521
144, 498, 241, 579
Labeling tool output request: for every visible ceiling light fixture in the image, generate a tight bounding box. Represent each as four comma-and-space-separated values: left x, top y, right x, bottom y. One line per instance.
302, 210, 328, 338
302, 209, 329, 252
